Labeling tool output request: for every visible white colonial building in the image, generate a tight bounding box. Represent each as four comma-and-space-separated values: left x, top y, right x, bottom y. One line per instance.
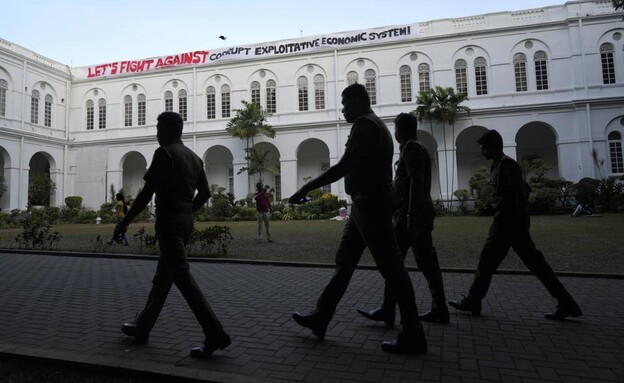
0, 0, 623, 211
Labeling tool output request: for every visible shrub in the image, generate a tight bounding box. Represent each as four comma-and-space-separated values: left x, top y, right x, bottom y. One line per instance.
187, 225, 233, 256
233, 207, 256, 221
14, 219, 62, 250
64, 196, 83, 209
76, 209, 98, 224
469, 167, 496, 216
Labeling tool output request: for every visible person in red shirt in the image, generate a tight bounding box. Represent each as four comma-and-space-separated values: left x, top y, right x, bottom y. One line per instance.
254, 182, 272, 242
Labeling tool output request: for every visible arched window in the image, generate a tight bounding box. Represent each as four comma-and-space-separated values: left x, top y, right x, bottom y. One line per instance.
266, 79, 276, 113
399, 65, 412, 102
86, 100, 94, 130
0, 79, 7, 117
474, 57, 488, 95
365, 69, 377, 105
601, 43, 616, 84
124, 95, 133, 126
206, 86, 216, 119
221, 84, 231, 118
31, 90, 40, 124
98, 98, 107, 129
178, 89, 187, 121
609, 131, 623, 173
514, 53, 528, 92
347, 71, 358, 86
418, 63, 431, 92
137, 94, 146, 126
164, 91, 173, 112
44, 94, 52, 127
534, 51, 549, 90
298, 76, 308, 111
250, 81, 261, 106
314, 74, 325, 110
455, 60, 467, 94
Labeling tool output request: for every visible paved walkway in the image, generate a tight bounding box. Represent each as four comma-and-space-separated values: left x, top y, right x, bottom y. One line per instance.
0, 252, 623, 382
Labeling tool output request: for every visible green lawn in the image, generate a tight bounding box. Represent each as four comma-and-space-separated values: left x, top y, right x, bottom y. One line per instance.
1, 214, 623, 274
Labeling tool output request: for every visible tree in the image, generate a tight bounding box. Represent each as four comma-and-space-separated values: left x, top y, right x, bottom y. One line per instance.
225, 101, 276, 190
244, 147, 280, 184
414, 90, 443, 201
614, 0, 623, 11
0, 175, 6, 202
418, 86, 470, 210
28, 172, 56, 207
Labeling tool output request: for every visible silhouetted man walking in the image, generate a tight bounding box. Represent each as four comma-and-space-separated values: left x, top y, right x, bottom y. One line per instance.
358, 113, 449, 325
448, 129, 582, 320
116, 112, 231, 357
289, 84, 427, 354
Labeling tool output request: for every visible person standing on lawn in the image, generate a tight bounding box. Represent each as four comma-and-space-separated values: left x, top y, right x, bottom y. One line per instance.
448, 129, 582, 321
289, 83, 427, 354
254, 182, 272, 242
116, 111, 231, 358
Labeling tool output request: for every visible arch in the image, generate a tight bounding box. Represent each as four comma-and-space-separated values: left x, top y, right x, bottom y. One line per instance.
296, 138, 331, 193
120, 151, 147, 198
515, 122, 559, 180
204, 145, 234, 193
455, 126, 490, 190
251, 142, 281, 198
28, 152, 55, 207
0, 146, 11, 210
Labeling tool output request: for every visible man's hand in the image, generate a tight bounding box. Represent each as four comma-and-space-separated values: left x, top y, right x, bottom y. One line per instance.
289, 188, 308, 204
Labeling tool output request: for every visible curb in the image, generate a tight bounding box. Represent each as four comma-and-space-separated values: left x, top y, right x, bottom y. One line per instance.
2, 248, 623, 279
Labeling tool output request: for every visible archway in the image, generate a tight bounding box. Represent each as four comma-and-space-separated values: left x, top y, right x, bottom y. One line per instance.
516, 123, 559, 180
296, 138, 331, 194
204, 145, 234, 194
28, 152, 54, 207
121, 152, 147, 198
251, 142, 281, 200
416, 130, 441, 201
456, 126, 489, 191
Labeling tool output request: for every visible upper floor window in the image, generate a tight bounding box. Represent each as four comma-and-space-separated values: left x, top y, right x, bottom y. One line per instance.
178, 90, 187, 121
298, 76, 309, 111
609, 131, 623, 173
251, 81, 261, 106
474, 57, 488, 95
399, 65, 412, 102
266, 80, 276, 114
206, 86, 216, 119
98, 98, 107, 129
455, 59, 468, 94
365, 69, 377, 105
44, 94, 52, 127
514, 53, 528, 92
418, 63, 431, 92
31, 90, 40, 124
601, 43, 616, 84
86, 100, 94, 130
221, 85, 231, 118
124, 95, 133, 126
137, 94, 146, 126
347, 71, 358, 86
164, 91, 173, 112
0, 79, 7, 117
314, 74, 325, 110
534, 51, 549, 90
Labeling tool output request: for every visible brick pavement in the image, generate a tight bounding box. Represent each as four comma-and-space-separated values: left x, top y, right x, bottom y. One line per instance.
0, 252, 623, 382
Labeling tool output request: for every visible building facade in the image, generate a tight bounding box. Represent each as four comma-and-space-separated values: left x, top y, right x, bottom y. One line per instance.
0, 0, 623, 211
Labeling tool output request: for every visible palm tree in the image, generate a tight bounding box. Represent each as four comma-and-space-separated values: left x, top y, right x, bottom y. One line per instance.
226, 100, 276, 189
245, 147, 280, 184
414, 90, 443, 202
419, 86, 470, 210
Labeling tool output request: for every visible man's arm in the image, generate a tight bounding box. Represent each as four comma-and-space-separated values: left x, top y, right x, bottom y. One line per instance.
193, 168, 211, 212
289, 157, 350, 203
114, 182, 155, 239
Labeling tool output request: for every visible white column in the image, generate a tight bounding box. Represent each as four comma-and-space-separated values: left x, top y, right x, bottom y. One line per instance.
5, 166, 20, 210
50, 167, 63, 207
279, 158, 297, 201
233, 161, 248, 200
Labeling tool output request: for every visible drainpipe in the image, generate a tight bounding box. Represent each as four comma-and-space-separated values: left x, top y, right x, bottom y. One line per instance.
333, 49, 343, 198
579, 15, 595, 178
21, 61, 26, 131
19, 137, 24, 208
193, 66, 197, 134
